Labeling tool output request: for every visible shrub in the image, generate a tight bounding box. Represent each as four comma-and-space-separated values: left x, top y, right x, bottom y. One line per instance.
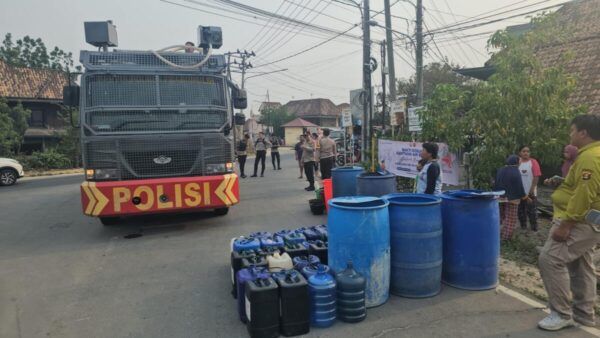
19, 150, 72, 170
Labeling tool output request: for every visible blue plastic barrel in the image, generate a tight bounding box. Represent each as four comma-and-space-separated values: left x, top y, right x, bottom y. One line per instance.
356, 172, 397, 197
328, 196, 390, 307
441, 190, 500, 290
383, 193, 442, 298
332, 166, 363, 197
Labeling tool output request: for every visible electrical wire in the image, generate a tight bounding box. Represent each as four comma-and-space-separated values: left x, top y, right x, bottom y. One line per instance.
244, 1, 287, 49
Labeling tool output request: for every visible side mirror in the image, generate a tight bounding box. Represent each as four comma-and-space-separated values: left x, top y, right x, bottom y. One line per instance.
233, 88, 247, 109
63, 85, 80, 106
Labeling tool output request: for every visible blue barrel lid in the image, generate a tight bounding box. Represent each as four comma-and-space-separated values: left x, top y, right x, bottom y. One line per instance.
383, 193, 441, 206
442, 190, 504, 200
328, 196, 389, 210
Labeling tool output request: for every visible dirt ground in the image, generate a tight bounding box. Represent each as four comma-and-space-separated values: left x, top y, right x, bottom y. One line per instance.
500, 216, 600, 318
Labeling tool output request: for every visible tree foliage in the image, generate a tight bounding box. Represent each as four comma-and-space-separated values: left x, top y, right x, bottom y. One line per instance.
397, 61, 470, 106
418, 13, 584, 188
0, 98, 31, 156
0, 33, 80, 72
259, 107, 294, 137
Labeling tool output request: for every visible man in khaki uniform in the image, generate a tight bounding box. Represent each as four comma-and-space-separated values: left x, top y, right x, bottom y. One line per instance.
538, 114, 600, 331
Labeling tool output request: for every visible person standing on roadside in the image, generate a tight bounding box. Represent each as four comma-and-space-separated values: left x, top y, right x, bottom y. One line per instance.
537, 114, 600, 331
518, 145, 542, 231
302, 135, 316, 191
236, 134, 250, 178
270, 135, 282, 170
318, 128, 336, 179
495, 155, 529, 241
295, 136, 304, 179
311, 132, 321, 179
251, 132, 270, 177
561, 144, 578, 177
416, 143, 442, 195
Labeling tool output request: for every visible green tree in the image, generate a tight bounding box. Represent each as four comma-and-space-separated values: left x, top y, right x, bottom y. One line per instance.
0, 33, 80, 72
55, 107, 81, 167
418, 13, 584, 188
260, 107, 294, 137
0, 98, 31, 155
397, 61, 470, 106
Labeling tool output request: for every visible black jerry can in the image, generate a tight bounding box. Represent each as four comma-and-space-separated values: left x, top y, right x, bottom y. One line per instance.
273, 270, 310, 336
242, 255, 269, 269
245, 278, 280, 338
308, 240, 328, 265
231, 250, 257, 299
282, 243, 308, 260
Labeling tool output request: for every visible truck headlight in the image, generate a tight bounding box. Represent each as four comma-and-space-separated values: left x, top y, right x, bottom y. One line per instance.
86, 168, 119, 180
206, 162, 234, 174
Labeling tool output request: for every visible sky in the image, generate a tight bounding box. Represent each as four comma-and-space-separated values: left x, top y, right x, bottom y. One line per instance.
0, 0, 568, 112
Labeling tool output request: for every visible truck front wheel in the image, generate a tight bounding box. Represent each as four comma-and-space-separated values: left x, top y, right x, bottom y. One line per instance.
214, 207, 229, 216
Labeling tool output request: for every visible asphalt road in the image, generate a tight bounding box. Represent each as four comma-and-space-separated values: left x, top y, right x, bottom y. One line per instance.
0, 153, 596, 338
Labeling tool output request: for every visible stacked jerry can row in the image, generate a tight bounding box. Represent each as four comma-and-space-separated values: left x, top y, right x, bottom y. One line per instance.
230, 224, 369, 337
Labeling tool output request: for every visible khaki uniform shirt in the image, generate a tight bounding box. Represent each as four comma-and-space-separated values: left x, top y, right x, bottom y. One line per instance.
318, 136, 336, 159
552, 141, 600, 223
302, 142, 315, 163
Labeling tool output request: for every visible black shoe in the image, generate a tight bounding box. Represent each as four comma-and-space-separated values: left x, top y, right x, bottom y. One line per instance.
251, 174, 257, 177
241, 174, 247, 178
278, 167, 282, 170
305, 186, 315, 191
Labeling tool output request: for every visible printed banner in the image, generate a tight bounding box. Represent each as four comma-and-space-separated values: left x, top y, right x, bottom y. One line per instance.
378, 139, 461, 186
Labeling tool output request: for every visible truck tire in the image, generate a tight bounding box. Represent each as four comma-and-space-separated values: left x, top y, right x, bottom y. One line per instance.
100, 217, 120, 226
214, 207, 229, 216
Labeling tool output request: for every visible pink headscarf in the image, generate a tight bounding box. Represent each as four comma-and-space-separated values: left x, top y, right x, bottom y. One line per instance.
561, 144, 578, 177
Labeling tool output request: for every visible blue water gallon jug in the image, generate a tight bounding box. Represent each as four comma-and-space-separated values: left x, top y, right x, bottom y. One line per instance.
314, 224, 328, 240
302, 263, 332, 280
233, 238, 261, 253
260, 236, 285, 250
308, 265, 337, 328
293, 255, 321, 271
336, 261, 366, 323
249, 231, 273, 239
298, 227, 321, 241
236, 266, 270, 323
284, 232, 307, 245
283, 242, 308, 259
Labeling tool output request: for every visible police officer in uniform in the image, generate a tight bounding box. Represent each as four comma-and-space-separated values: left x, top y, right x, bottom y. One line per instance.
537, 115, 600, 331
236, 134, 250, 178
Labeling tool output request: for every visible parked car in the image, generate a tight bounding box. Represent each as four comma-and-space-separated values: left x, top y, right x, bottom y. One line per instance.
0, 158, 25, 186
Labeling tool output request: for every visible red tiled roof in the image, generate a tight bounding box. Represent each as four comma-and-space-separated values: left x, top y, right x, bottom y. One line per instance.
0, 60, 68, 101
535, 0, 600, 114
282, 117, 319, 128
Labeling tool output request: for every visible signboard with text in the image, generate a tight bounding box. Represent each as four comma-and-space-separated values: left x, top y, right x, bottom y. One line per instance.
378, 139, 461, 186
390, 99, 406, 126
341, 107, 353, 127
408, 106, 423, 132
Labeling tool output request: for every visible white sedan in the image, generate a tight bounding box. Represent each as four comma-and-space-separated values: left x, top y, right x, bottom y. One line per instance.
0, 158, 25, 186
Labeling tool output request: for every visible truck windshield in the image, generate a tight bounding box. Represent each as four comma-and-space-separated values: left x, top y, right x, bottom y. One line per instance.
84, 74, 227, 132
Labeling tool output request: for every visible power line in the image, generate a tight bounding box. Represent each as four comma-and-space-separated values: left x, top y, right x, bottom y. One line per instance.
253, 0, 312, 53
253, 23, 361, 68
429, 1, 567, 35
286, 0, 355, 25
243, 1, 287, 49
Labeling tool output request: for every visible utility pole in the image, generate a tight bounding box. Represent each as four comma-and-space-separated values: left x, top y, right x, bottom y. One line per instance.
380, 40, 387, 133
384, 0, 397, 102
415, 0, 424, 106
362, 0, 371, 161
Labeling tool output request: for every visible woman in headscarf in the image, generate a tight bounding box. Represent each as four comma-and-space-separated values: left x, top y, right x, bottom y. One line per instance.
561, 144, 578, 177
495, 155, 529, 241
